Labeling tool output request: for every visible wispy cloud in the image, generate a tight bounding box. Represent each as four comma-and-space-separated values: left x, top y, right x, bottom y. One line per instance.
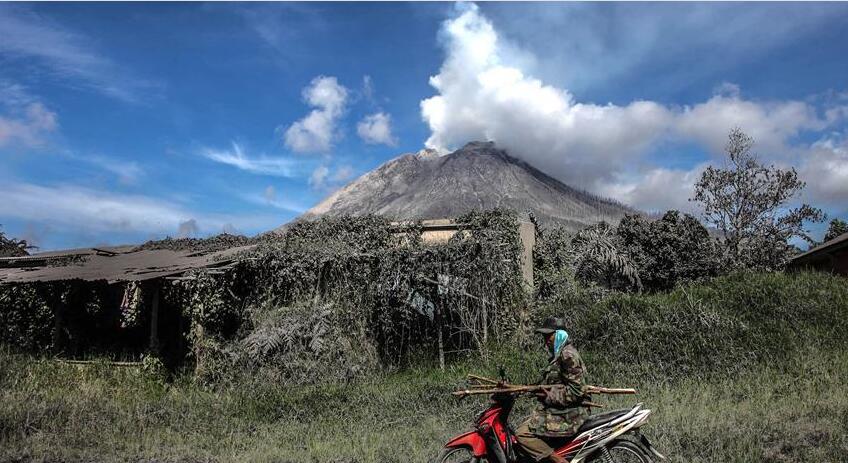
61, 151, 145, 184
0, 101, 57, 148
201, 142, 304, 177
0, 5, 157, 103
235, 3, 327, 62
240, 185, 307, 213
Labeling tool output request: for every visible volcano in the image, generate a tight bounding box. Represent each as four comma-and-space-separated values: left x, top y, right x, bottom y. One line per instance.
296, 141, 634, 231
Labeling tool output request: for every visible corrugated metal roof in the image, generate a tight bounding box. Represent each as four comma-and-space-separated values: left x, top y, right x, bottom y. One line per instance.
0, 245, 254, 284
791, 232, 848, 262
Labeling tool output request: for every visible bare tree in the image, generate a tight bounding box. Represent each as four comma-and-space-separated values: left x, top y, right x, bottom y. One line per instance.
691, 128, 824, 270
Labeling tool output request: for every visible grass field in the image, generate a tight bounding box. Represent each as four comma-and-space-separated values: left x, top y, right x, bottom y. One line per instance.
2, 271, 847, 462
1, 346, 846, 462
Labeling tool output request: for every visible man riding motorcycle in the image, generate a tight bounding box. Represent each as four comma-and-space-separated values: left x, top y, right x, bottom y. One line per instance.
514, 317, 588, 463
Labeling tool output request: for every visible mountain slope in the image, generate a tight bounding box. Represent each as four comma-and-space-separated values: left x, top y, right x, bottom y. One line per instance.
297, 141, 634, 231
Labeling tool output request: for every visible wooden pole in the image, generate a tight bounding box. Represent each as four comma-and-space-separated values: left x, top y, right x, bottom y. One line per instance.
149, 281, 160, 354
51, 285, 67, 356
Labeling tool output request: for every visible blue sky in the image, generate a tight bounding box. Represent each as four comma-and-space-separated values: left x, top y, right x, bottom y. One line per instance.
1, 2, 847, 250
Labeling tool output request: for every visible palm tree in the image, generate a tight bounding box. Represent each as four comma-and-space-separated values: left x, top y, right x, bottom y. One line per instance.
569, 223, 641, 291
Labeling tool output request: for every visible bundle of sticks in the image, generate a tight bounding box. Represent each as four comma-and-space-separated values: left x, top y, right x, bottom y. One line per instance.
452, 374, 637, 408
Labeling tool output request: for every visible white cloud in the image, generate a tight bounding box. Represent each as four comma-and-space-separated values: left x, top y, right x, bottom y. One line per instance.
357, 112, 397, 146
421, 3, 847, 212
800, 133, 848, 206
0, 5, 155, 103
283, 76, 348, 153
677, 94, 827, 155
307, 164, 355, 193
0, 102, 57, 147
0, 182, 199, 234
309, 165, 329, 189
0, 181, 282, 244
602, 166, 707, 214
201, 141, 302, 177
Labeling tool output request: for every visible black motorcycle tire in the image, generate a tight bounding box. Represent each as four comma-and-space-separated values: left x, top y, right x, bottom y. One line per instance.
597, 436, 655, 463
434, 446, 484, 463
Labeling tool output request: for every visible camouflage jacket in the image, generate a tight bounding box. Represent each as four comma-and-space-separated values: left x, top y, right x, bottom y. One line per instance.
527, 342, 589, 437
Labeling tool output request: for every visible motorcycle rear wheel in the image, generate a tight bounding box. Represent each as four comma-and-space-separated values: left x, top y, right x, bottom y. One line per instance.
601, 437, 655, 463
435, 447, 484, 463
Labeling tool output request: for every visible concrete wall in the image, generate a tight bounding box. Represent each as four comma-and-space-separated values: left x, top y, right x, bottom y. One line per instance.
395, 218, 536, 289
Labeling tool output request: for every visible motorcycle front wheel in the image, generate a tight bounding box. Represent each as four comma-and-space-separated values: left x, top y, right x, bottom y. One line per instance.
435, 447, 484, 463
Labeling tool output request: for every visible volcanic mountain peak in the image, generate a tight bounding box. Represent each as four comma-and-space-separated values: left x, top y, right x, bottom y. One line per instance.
297, 141, 634, 231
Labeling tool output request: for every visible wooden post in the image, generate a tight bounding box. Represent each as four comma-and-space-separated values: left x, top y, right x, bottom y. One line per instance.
51, 285, 67, 356
437, 306, 445, 371
149, 281, 160, 354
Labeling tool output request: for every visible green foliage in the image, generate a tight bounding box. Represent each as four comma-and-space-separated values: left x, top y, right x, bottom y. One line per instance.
533, 221, 640, 297
140, 352, 167, 383
2, 271, 847, 463
546, 271, 848, 380
570, 222, 641, 291
823, 217, 848, 242
616, 211, 721, 291
0, 284, 55, 351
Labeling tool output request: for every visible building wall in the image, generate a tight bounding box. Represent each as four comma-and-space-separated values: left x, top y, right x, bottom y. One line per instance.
394, 219, 536, 289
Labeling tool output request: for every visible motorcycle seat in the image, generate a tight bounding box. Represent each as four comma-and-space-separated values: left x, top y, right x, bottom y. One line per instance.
577, 408, 631, 432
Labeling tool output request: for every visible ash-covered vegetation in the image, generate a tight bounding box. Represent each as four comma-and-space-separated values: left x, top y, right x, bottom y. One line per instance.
0, 128, 845, 462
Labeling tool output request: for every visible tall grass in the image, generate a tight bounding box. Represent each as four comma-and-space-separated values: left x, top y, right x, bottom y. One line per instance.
1, 271, 846, 462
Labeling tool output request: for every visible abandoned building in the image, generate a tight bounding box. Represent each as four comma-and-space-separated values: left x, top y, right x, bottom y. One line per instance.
0, 244, 252, 364
0, 217, 536, 364
790, 231, 848, 276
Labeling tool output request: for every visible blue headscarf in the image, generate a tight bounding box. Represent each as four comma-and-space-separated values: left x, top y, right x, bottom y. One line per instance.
552, 329, 569, 357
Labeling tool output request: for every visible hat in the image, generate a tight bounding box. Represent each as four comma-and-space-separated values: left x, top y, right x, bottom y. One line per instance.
535, 317, 567, 334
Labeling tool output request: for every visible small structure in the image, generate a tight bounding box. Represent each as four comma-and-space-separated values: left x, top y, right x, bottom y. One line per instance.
392, 218, 536, 289
790, 232, 848, 276
0, 244, 252, 360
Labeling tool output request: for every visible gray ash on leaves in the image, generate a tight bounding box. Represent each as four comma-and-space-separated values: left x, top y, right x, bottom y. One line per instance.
133, 233, 256, 253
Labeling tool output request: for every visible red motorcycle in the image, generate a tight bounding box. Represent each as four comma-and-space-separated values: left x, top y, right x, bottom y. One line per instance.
435, 392, 665, 463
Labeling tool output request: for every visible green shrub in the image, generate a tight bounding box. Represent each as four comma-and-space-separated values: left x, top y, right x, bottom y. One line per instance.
536, 271, 848, 380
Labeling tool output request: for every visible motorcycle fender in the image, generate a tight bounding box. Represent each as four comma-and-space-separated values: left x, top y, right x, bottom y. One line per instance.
640, 434, 667, 461
445, 430, 487, 457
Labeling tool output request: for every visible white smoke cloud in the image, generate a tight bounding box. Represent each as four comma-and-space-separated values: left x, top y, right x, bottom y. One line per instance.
284, 76, 348, 153
420, 4, 847, 211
